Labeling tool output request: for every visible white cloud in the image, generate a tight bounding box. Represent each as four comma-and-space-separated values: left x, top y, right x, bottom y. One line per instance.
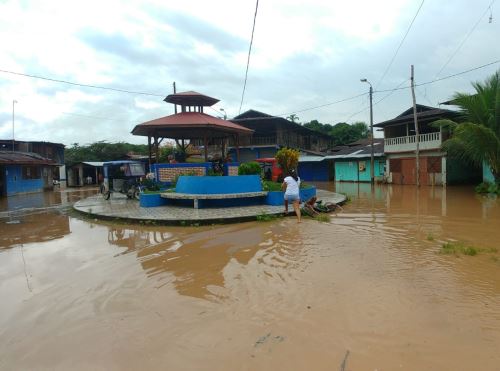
0, 0, 499, 146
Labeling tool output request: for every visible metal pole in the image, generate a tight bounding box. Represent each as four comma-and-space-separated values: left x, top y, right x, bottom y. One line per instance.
369, 85, 374, 184
12, 100, 17, 152
411, 65, 420, 187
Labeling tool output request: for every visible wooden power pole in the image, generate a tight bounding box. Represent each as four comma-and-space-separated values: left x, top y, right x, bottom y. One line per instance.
410, 65, 420, 187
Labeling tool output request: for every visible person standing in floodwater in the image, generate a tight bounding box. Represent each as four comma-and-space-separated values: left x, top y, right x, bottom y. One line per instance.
282, 169, 301, 223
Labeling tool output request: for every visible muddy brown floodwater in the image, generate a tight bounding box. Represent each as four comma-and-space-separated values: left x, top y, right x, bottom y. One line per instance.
1, 184, 499, 370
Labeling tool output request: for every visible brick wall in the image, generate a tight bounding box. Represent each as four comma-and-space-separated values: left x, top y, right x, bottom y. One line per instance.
158, 167, 206, 182
228, 165, 239, 176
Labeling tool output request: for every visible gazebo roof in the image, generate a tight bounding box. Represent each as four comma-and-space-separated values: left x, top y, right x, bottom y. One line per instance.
131, 112, 253, 139
163, 91, 220, 107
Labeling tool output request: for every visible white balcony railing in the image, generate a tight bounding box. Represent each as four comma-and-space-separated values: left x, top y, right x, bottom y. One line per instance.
384, 132, 442, 153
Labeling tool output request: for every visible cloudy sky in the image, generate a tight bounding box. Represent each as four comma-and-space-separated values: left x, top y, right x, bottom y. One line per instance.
0, 0, 499, 146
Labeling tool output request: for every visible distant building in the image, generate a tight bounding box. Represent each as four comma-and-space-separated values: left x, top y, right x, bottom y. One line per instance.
0, 151, 59, 196
329, 139, 385, 182
228, 110, 332, 162
374, 105, 481, 185
0, 139, 66, 190
66, 162, 104, 187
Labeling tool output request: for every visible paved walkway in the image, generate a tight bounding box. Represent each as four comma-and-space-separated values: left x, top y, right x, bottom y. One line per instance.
73, 189, 346, 224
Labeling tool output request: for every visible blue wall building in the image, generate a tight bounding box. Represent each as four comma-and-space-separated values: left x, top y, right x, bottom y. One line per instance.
0, 151, 58, 197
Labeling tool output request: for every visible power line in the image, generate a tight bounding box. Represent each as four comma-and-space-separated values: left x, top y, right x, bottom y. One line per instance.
238, 0, 260, 114
0, 68, 165, 97
345, 79, 410, 122
434, 0, 497, 79
375, 0, 425, 89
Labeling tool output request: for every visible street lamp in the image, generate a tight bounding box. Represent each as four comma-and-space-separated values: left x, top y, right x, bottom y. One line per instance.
360, 79, 374, 184
12, 100, 18, 152
220, 108, 227, 120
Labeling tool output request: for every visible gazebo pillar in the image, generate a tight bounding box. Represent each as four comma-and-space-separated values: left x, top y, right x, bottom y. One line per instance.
148, 135, 152, 169
203, 135, 208, 162
235, 134, 240, 162
154, 135, 159, 164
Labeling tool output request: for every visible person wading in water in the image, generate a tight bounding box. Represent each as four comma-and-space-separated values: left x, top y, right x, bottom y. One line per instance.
282, 169, 301, 223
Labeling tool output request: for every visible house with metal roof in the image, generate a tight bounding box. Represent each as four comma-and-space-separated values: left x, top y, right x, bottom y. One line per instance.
228, 110, 333, 162
66, 162, 104, 187
0, 150, 59, 196
328, 139, 386, 182
374, 104, 481, 185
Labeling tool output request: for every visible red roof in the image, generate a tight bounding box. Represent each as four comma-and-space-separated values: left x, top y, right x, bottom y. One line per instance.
132, 112, 253, 139
164, 91, 220, 107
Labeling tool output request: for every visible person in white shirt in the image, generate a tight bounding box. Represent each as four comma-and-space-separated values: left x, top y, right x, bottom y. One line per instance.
282, 169, 301, 223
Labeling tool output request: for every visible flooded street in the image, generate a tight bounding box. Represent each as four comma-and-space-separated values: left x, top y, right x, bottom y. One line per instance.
1, 185, 499, 370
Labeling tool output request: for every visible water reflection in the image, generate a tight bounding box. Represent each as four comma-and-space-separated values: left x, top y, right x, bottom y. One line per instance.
106, 223, 305, 300
0, 212, 70, 249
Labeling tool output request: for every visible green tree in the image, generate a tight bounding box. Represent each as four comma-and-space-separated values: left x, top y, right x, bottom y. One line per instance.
64, 141, 149, 166
435, 71, 500, 183
287, 114, 300, 123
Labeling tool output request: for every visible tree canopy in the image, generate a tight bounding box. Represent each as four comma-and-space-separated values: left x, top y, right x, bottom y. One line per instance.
65, 141, 149, 166
303, 120, 369, 146
436, 71, 500, 183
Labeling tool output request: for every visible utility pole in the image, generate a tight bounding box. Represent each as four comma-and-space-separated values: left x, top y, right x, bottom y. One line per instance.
12, 100, 17, 152
369, 84, 374, 184
360, 78, 374, 184
173, 82, 177, 114
410, 65, 420, 187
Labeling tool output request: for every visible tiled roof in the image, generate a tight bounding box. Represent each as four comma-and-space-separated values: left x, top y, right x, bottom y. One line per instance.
132, 112, 253, 138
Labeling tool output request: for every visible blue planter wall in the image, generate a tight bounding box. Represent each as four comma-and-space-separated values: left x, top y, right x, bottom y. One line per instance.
139, 193, 169, 207
266, 187, 316, 206
176, 175, 262, 194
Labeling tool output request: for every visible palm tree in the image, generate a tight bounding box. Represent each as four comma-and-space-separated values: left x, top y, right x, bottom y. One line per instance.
436, 71, 500, 183
286, 114, 300, 123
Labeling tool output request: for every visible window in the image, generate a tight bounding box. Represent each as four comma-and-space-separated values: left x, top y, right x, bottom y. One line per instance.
22, 166, 40, 179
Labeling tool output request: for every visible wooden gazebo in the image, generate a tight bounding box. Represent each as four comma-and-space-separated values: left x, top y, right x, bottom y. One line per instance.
131, 91, 253, 163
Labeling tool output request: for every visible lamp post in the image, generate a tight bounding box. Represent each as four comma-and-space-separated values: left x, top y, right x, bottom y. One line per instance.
360, 79, 374, 184
220, 108, 227, 120
12, 100, 18, 152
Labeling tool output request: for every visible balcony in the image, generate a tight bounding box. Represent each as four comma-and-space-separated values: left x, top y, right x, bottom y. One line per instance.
384, 132, 442, 153
227, 136, 277, 147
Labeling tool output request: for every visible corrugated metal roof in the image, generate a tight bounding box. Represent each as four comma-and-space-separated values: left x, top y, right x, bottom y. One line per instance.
374, 104, 459, 128
298, 155, 326, 162
324, 139, 385, 159
82, 161, 104, 167
0, 151, 57, 165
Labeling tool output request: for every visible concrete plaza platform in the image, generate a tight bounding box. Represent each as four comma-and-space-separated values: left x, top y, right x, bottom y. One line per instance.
73, 189, 346, 224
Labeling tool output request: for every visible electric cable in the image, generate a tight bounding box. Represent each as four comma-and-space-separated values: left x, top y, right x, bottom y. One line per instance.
238, 0, 260, 114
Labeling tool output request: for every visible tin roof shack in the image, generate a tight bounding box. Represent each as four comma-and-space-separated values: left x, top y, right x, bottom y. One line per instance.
67, 162, 104, 187
0, 151, 58, 196
374, 105, 481, 186
0, 139, 66, 187
327, 139, 385, 182
229, 110, 333, 162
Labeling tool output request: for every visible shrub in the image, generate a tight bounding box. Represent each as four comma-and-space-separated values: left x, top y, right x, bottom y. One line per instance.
275, 147, 299, 175
238, 161, 262, 175
475, 182, 499, 194
141, 177, 161, 192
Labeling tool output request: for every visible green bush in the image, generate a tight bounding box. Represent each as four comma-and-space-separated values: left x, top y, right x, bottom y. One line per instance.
141, 178, 161, 192
238, 161, 262, 175
475, 182, 499, 194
